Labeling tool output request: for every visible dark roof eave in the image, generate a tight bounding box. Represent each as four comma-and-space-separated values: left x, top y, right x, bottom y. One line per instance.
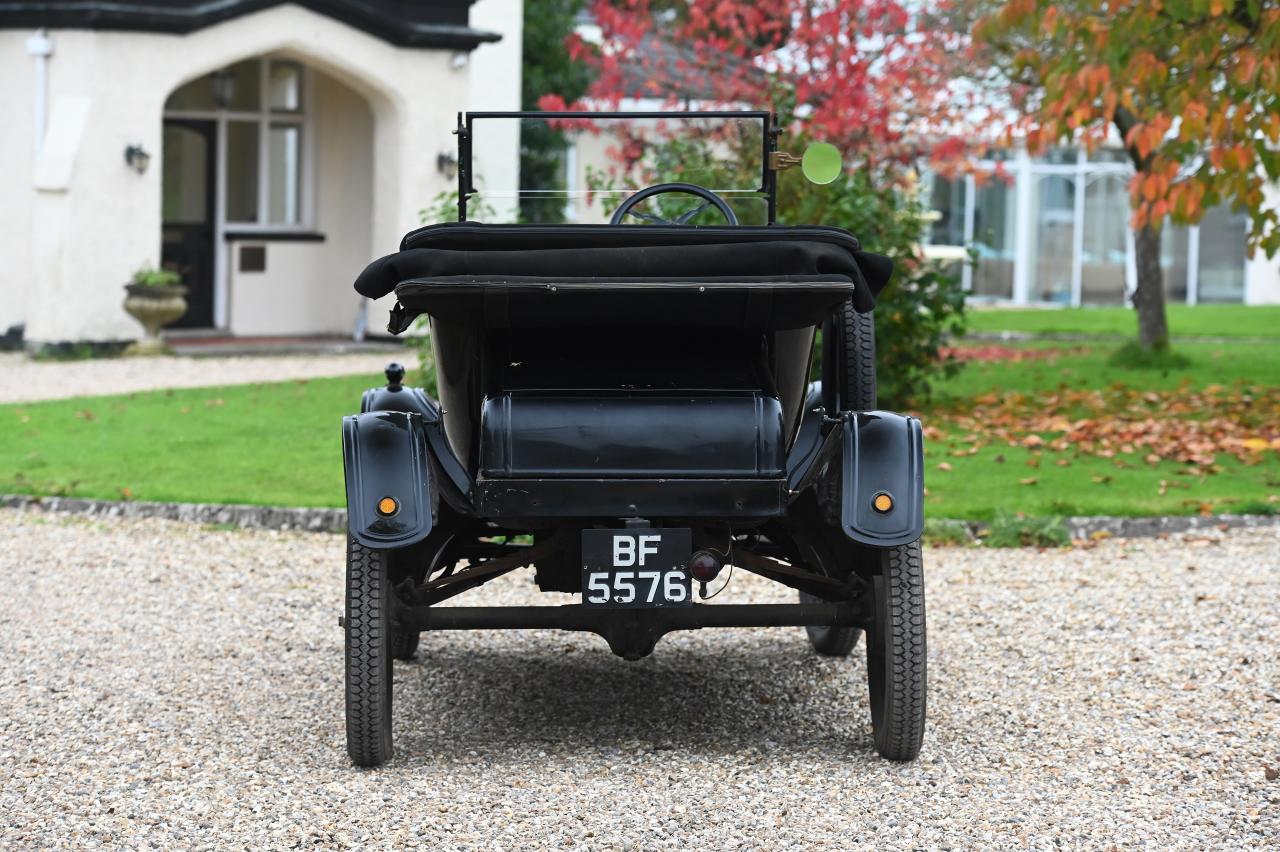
0, 2, 503, 51
398, 24, 501, 51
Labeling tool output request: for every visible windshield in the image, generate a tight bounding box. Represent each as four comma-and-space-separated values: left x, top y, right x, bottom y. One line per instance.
462, 112, 772, 226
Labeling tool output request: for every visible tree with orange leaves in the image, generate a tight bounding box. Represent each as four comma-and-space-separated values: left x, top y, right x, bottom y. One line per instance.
975, 0, 1280, 351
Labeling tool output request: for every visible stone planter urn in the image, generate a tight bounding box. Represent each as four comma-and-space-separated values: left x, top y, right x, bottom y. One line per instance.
123, 284, 188, 356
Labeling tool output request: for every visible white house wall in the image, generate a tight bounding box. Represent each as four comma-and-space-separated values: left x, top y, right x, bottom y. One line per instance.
4, 4, 474, 345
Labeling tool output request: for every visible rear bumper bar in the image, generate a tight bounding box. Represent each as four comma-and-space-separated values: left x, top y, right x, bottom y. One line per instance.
396, 601, 866, 660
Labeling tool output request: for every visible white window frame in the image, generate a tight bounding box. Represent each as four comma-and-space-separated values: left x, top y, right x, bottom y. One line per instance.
163, 56, 317, 327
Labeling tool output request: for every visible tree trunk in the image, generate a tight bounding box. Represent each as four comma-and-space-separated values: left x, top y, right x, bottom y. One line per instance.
1114, 108, 1172, 352
1131, 223, 1170, 351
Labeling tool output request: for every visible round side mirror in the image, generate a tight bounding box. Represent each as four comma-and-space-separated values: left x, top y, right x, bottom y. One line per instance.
801, 142, 843, 185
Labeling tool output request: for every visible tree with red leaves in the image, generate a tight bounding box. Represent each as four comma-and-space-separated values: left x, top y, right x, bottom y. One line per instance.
540, 1, 988, 404
541, 0, 992, 176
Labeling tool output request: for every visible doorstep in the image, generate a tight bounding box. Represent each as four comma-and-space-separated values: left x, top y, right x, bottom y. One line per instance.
164, 332, 405, 357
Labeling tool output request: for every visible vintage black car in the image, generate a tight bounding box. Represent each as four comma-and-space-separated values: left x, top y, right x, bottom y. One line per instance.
342, 111, 925, 766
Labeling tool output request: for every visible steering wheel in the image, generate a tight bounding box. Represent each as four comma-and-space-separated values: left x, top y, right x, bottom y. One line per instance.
609, 182, 740, 226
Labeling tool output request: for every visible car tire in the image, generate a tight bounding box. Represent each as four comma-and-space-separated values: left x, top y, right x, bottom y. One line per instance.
865, 539, 927, 761
839, 300, 876, 411
800, 590, 862, 656
389, 629, 420, 661
803, 301, 877, 655
345, 537, 393, 767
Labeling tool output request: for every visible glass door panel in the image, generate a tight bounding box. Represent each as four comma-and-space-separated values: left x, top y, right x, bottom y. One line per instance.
971, 178, 1016, 298
268, 124, 302, 224
1029, 175, 1075, 303
161, 120, 217, 328
1081, 174, 1129, 304
1197, 205, 1248, 303
927, 175, 966, 246
1162, 226, 1190, 303
225, 121, 261, 223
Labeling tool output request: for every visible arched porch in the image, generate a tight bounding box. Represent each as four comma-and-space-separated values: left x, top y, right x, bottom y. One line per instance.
160, 55, 378, 335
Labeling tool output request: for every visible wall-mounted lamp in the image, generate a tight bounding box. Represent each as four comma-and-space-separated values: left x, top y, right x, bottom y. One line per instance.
437, 152, 458, 179
124, 144, 151, 174
450, 51, 469, 70
210, 67, 236, 109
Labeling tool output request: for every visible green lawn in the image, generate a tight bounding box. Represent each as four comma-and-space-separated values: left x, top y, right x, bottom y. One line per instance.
965, 304, 1280, 339
922, 439, 1277, 521
936, 341, 1280, 399
922, 339, 1280, 518
2, 342, 1277, 519
2, 375, 376, 508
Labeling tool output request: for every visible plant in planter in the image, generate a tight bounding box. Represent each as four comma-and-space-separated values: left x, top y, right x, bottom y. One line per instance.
123, 265, 188, 356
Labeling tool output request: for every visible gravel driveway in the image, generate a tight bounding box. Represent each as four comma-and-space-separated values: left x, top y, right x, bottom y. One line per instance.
0, 351, 418, 404
1, 510, 1276, 849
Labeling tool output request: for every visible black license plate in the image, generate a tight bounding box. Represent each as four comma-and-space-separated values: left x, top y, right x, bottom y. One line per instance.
581, 528, 692, 608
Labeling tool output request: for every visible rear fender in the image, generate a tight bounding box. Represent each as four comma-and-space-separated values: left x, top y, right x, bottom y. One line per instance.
842, 412, 924, 547
342, 411, 435, 549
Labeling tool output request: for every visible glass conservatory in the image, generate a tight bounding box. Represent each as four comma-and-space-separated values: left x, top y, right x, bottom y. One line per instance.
926, 148, 1250, 306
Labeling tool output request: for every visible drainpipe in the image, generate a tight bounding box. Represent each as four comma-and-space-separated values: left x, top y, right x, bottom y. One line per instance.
26, 28, 54, 159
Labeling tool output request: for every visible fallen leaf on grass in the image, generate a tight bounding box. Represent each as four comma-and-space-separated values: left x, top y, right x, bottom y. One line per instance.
937, 462, 953, 472
1019, 477, 1038, 486
1092, 475, 1112, 485
939, 345, 1090, 364
931, 384, 1280, 475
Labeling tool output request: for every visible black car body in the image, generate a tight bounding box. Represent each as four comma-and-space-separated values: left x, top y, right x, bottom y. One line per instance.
339, 111, 927, 766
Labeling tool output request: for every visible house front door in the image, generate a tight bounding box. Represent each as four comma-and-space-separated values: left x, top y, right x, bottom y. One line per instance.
161, 119, 217, 328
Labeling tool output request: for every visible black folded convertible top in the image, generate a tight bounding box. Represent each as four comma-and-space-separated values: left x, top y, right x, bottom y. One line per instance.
354, 223, 894, 333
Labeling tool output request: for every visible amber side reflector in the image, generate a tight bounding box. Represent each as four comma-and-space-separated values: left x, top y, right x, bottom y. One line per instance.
872, 493, 894, 514
376, 496, 399, 517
